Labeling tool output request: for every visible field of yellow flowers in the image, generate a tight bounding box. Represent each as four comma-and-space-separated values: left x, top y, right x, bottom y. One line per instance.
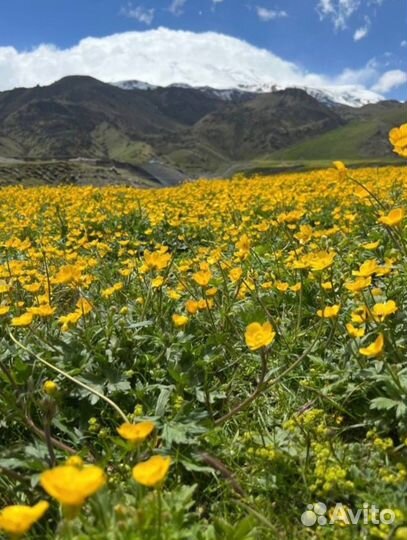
0, 126, 406, 539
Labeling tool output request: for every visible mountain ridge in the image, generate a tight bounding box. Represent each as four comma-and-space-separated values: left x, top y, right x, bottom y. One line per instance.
0, 76, 403, 175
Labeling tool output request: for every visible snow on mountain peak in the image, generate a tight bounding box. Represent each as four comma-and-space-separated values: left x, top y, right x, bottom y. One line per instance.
113, 79, 382, 107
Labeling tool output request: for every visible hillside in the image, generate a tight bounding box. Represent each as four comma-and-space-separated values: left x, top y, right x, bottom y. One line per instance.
0, 76, 403, 175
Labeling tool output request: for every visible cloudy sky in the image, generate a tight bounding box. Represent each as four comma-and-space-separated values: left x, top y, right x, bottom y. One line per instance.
0, 0, 406, 100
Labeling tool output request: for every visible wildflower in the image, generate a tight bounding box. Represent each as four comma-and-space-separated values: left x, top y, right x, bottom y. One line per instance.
11, 312, 34, 327
40, 465, 106, 507
101, 282, 123, 298
344, 276, 371, 293
352, 260, 379, 277
53, 265, 82, 285
346, 323, 365, 338
378, 208, 405, 227
172, 314, 189, 327
0, 306, 10, 316
308, 251, 336, 272
185, 299, 199, 314
43, 380, 58, 395
0, 501, 49, 537
332, 160, 347, 180
389, 123, 407, 158
58, 311, 82, 332
151, 276, 164, 288
245, 322, 275, 351
275, 281, 289, 292
229, 267, 243, 282
143, 250, 171, 271
193, 269, 212, 287
28, 304, 55, 317
132, 455, 171, 488
236, 234, 251, 258
167, 289, 181, 301
372, 300, 398, 321
321, 281, 333, 290
359, 334, 384, 357
76, 297, 93, 315
362, 240, 380, 250
317, 305, 340, 318
117, 421, 155, 444
351, 306, 369, 324
66, 455, 84, 468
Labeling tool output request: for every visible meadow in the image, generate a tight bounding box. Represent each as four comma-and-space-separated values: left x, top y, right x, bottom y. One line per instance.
0, 126, 406, 539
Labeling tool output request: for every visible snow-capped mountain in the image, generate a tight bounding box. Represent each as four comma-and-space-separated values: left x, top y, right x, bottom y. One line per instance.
113, 79, 382, 108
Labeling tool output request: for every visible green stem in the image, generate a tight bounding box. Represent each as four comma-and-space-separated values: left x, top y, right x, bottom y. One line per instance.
9, 332, 129, 423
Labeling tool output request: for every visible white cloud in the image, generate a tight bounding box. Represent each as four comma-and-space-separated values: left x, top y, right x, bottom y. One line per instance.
212, 0, 224, 3
317, 0, 360, 30
371, 69, 406, 93
0, 27, 398, 101
120, 4, 155, 25
256, 7, 288, 21
401, 40, 407, 47
169, 0, 187, 15
353, 26, 368, 40
353, 16, 370, 41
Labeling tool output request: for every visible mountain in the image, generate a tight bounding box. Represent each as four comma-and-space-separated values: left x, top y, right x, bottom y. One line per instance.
193, 88, 344, 160
114, 79, 382, 108
0, 76, 403, 176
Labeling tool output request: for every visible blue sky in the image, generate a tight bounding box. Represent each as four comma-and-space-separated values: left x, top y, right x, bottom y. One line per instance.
0, 0, 406, 100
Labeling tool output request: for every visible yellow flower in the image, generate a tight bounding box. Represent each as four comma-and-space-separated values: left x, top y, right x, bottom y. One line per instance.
344, 276, 371, 293
172, 314, 189, 327
101, 282, 123, 298
332, 161, 347, 179
308, 251, 336, 272
66, 455, 84, 468
167, 289, 181, 301
359, 334, 384, 357
185, 299, 199, 314
229, 267, 243, 282
117, 421, 155, 444
317, 305, 340, 318
0, 306, 10, 316
236, 234, 251, 255
76, 297, 93, 315
40, 465, 106, 507
290, 283, 302, 292
332, 161, 347, 171
351, 306, 369, 324
11, 312, 34, 327
275, 281, 289, 292
193, 269, 212, 287
0, 501, 49, 537
362, 240, 380, 250
346, 323, 365, 338
378, 208, 405, 227
28, 304, 55, 317
143, 250, 171, 271
206, 286, 218, 297
245, 322, 276, 351
43, 380, 58, 395
372, 300, 398, 321
58, 311, 82, 332
389, 123, 407, 158
352, 259, 379, 277
151, 276, 165, 288
53, 265, 82, 285
132, 455, 171, 488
